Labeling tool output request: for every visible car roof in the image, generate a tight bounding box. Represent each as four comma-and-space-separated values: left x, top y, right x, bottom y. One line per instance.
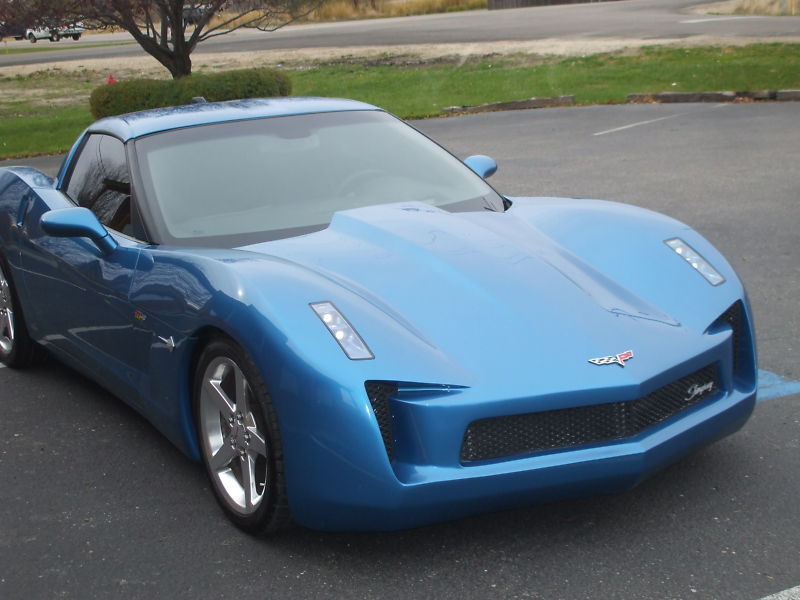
88, 97, 380, 141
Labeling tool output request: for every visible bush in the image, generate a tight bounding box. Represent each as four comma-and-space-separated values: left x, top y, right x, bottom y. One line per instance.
89, 68, 293, 119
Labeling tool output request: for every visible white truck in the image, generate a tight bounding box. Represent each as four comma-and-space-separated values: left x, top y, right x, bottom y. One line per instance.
24, 22, 85, 43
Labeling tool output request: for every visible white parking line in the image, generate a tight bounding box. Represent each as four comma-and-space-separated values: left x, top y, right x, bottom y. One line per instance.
593, 112, 687, 136
593, 103, 732, 137
758, 585, 800, 600
680, 17, 766, 24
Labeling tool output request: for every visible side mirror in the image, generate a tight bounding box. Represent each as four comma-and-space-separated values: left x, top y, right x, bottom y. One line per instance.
40, 207, 118, 255
464, 155, 498, 180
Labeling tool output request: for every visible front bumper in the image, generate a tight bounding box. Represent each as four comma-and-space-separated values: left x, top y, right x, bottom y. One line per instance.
285, 382, 755, 531
275, 298, 757, 532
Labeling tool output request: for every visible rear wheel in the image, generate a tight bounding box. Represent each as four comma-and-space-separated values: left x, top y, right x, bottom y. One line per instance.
27, 33, 36, 43
194, 336, 291, 534
0, 259, 40, 368
72, 34, 80, 41
49, 31, 60, 42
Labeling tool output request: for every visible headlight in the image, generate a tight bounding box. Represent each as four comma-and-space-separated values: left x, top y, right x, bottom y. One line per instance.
665, 238, 725, 286
310, 302, 374, 360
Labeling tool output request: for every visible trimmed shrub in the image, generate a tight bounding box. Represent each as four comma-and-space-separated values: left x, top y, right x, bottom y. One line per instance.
89, 79, 175, 119
89, 68, 293, 119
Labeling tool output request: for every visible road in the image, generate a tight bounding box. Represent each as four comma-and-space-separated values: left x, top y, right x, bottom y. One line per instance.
1, 0, 799, 69
1, 102, 798, 600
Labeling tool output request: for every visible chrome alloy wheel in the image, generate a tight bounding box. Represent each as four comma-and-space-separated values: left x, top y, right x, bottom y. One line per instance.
0, 267, 15, 357
199, 356, 269, 515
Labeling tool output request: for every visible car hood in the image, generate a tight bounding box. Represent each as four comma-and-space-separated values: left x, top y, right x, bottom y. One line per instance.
238, 201, 719, 390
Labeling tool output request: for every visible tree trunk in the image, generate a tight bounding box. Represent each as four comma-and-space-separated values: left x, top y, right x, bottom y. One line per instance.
166, 53, 193, 79
126, 37, 194, 78
149, 51, 190, 78
125, 13, 194, 79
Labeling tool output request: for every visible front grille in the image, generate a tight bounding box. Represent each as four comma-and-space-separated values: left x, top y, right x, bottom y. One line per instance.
716, 301, 745, 375
461, 364, 720, 463
365, 381, 397, 462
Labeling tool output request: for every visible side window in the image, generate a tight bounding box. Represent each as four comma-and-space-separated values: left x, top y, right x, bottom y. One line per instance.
65, 134, 134, 236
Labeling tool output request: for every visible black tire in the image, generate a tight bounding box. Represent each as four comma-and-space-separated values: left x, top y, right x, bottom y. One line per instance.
194, 335, 291, 534
72, 34, 80, 41
0, 257, 40, 368
28, 33, 36, 43
50, 31, 60, 42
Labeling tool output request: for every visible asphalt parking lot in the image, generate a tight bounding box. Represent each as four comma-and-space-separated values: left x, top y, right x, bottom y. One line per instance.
1, 102, 798, 600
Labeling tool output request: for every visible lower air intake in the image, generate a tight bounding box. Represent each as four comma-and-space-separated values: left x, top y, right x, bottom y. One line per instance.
461, 364, 720, 463
365, 381, 396, 462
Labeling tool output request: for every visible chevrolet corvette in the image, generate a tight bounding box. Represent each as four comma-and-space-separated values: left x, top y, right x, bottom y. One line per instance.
0, 97, 757, 533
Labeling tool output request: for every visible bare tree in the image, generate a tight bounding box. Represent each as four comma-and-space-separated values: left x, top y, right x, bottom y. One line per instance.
0, 1, 322, 78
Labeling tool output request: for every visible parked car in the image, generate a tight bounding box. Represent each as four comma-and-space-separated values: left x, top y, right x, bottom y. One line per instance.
0, 21, 26, 41
182, 4, 212, 27
0, 97, 757, 534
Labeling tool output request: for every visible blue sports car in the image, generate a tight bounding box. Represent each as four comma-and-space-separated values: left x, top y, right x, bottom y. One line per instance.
0, 98, 756, 533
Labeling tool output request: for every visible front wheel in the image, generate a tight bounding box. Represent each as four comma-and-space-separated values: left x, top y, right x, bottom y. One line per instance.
194, 336, 291, 534
0, 259, 40, 368
27, 33, 36, 43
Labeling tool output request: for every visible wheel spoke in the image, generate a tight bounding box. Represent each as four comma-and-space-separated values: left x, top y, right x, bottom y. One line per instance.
203, 375, 235, 419
241, 453, 257, 511
234, 365, 249, 416
247, 427, 267, 458
210, 441, 237, 471
4, 307, 14, 341
0, 308, 13, 354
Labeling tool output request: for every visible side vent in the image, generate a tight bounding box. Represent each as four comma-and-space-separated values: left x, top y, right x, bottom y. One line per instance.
365, 382, 397, 462
712, 300, 749, 378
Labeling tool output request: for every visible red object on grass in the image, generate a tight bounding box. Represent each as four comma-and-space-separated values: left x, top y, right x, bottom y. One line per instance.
106, 75, 117, 84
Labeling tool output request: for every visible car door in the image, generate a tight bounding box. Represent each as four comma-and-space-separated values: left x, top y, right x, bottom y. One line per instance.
20, 133, 150, 404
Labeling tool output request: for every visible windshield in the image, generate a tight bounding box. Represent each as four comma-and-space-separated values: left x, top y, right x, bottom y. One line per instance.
134, 110, 504, 247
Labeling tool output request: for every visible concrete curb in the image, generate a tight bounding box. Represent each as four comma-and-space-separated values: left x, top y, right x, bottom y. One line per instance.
776, 89, 800, 101
442, 90, 800, 115
443, 95, 575, 115
628, 90, 800, 103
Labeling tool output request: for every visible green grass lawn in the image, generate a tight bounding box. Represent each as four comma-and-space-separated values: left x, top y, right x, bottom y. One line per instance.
0, 105, 90, 157
292, 44, 800, 118
1, 44, 798, 159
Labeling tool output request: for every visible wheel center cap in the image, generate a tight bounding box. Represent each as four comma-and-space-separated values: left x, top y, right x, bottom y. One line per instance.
230, 421, 249, 451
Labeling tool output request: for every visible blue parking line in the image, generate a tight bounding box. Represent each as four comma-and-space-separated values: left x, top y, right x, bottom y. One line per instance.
758, 369, 800, 401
